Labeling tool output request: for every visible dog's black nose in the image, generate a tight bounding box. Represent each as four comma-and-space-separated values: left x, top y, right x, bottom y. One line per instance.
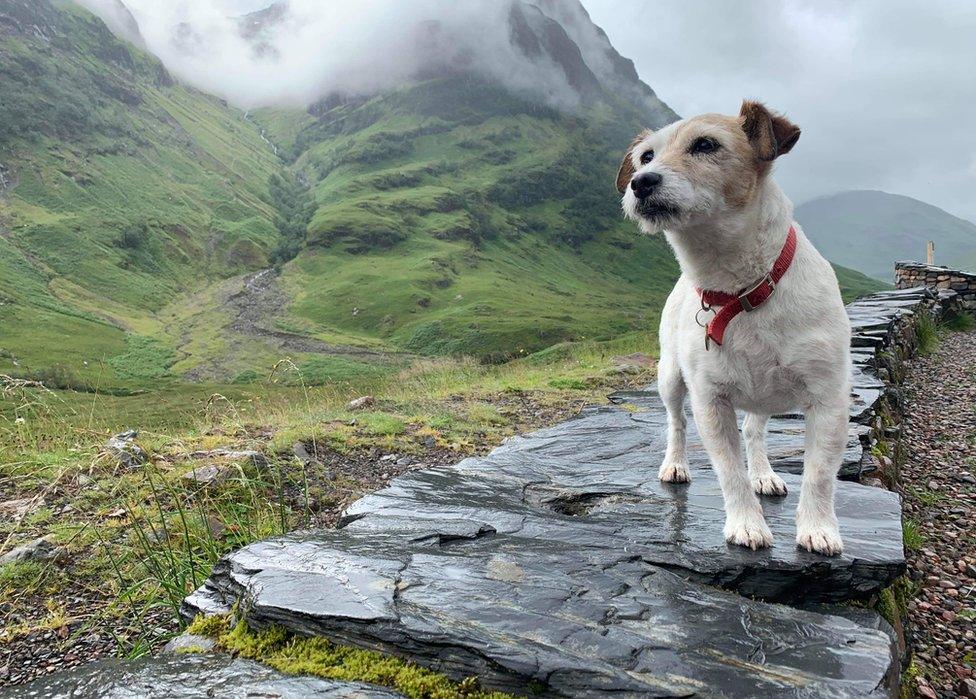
630, 172, 662, 199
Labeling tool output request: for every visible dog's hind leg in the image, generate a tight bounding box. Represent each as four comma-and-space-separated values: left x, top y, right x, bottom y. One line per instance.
743, 413, 788, 496
796, 401, 847, 555
691, 392, 773, 549
657, 349, 690, 483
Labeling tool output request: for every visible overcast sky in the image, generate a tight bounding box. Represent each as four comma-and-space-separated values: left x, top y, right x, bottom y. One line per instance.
582, 0, 976, 220
94, 0, 976, 221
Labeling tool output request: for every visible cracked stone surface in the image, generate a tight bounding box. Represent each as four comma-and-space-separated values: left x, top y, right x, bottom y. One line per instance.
185, 542, 898, 697
9, 654, 404, 698
180, 398, 905, 694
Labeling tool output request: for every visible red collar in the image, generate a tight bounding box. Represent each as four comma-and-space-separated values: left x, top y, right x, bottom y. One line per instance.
695, 226, 797, 349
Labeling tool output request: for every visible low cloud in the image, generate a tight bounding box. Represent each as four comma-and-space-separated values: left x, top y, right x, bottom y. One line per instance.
77, 0, 594, 110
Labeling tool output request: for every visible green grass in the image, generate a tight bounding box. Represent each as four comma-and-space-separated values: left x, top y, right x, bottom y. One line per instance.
902, 518, 925, 552
941, 311, 976, 332
0, 0, 280, 389
832, 263, 891, 303
0, 330, 655, 660
915, 312, 940, 355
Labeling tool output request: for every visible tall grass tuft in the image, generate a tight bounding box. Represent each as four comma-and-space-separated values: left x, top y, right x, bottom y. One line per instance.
941, 311, 975, 333
914, 313, 939, 355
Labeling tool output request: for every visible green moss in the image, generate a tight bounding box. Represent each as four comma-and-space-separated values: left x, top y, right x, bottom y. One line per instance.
186, 613, 232, 638
900, 658, 922, 699
173, 645, 210, 655
192, 616, 515, 699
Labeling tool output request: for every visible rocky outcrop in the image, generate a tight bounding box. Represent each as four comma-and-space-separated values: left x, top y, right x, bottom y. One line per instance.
173, 288, 957, 697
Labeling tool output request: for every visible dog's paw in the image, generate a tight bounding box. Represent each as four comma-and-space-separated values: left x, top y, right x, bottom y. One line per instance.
751, 472, 788, 496
658, 461, 690, 483
796, 522, 844, 556
724, 513, 774, 550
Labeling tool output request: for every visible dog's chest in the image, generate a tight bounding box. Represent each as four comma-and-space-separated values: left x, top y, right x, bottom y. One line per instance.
700, 342, 808, 412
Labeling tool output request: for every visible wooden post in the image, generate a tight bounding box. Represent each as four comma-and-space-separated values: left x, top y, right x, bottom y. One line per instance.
926, 240, 935, 266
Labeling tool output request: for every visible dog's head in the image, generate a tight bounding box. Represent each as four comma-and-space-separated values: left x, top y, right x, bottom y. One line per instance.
618, 101, 800, 232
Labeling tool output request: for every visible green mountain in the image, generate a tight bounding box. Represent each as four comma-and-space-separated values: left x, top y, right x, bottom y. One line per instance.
0, 0, 280, 387
0, 0, 888, 391
796, 190, 976, 280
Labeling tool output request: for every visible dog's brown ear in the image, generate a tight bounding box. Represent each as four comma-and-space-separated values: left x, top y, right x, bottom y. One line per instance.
616, 129, 652, 193
739, 101, 800, 162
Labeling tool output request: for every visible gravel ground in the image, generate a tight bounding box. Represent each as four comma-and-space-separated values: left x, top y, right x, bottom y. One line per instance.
900, 329, 976, 698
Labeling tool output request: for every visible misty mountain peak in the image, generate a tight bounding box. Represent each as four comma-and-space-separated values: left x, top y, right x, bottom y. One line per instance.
78, 0, 675, 120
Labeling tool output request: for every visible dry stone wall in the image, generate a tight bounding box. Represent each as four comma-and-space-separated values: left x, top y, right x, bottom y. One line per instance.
895, 261, 976, 310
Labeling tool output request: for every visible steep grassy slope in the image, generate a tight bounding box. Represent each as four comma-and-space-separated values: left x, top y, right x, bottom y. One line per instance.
797, 190, 976, 280
0, 0, 279, 387
254, 80, 681, 363
0, 0, 888, 389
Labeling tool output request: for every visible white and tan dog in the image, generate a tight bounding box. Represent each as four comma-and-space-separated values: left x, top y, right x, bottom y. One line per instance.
618, 101, 851, 555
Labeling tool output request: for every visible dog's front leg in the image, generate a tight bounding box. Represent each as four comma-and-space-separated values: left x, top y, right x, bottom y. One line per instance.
690, 392, 773, 550
796, 402, 846, 555
743, 413, 788, 496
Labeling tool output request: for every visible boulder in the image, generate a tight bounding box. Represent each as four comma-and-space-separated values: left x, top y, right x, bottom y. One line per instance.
104, 430, 148, 468
0, 537, 65, 566
181, 464, 230, 486
347, 396, 375, 411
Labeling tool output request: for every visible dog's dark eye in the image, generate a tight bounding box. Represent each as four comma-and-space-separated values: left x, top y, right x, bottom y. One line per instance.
639, 150, 654, 164
690, 137, 720, 155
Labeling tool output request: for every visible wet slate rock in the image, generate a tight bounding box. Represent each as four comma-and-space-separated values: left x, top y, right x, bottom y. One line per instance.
7, 654, 403, 698
172, 288, 923, 697
184, 539, 896, 697
182, 389, 904, 695
338, 393, 903, 603
610, 390, 869, 478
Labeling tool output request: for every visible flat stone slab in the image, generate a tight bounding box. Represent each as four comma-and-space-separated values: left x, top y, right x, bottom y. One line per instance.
185, 541, 896, 697
611, 390, 869, 478
7, 654, 404, 698
183, 386, 904, 696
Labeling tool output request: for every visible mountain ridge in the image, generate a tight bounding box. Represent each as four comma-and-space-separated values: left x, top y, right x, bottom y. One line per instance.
796, 189, 976, 280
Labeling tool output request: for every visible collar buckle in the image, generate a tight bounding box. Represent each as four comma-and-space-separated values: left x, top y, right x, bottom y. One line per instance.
739, 274, 775, 312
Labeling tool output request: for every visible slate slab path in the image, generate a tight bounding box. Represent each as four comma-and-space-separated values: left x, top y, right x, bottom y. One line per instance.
174, 289, 941, 697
